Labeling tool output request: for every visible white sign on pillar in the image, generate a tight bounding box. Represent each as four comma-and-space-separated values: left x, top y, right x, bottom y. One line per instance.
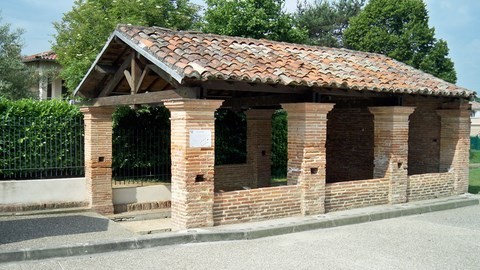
189, 130, 212, 147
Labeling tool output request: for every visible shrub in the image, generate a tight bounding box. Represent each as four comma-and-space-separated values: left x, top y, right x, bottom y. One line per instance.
0, 98, 83, 179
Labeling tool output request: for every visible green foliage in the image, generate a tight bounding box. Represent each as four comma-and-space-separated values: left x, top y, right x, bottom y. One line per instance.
295, 0, 364, 47
215, 109, 247, 165
0, 15, 36, 100
469, 168, 480, 194
344, 0, 457, 83
271, 110, 287, 178
204, 0, 307, 43
471, 136, 480, 152
0, 98, 83, 179
471, 150, 480, 164
52, 0, 201, 93
112, 105, 171, 181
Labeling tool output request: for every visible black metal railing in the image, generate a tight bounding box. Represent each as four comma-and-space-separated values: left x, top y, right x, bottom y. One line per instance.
0, 116, 84, 180
112, 127, 171, 185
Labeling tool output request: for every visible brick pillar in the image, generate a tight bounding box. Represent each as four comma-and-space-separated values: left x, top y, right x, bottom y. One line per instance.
246, 109, 275, 188
437, 109, 471, 194
163, 99, 223, 230
369, 107, 415, 204
80, 107, 115, 215
282, 103, 334, 215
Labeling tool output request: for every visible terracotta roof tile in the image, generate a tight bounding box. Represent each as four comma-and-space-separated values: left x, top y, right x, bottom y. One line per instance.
22, 50, 57, 62
114, 25, 474, 98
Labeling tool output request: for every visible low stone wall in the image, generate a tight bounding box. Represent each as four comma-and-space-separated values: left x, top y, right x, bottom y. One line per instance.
112, 184, 171, 213
325, 178, 389, 212
407, 172, 455, 201
214, 164, 254, 192
0, 178, 88, 212
213, 185, 301, 225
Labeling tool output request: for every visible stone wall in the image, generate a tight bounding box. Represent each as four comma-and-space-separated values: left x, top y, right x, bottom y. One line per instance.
214, 164, 255, 192
407, 173, 455, 201
213, 186, 301, 225
325, 178, 389, 212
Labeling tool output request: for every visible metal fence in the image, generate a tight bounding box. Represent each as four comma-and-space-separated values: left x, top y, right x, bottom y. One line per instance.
0, 115, 172, 183
112, 127, 171, 185
0, 116, 84, 180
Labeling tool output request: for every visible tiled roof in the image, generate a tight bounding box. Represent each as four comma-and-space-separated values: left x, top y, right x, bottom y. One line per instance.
22, 50, 57, 63
99, 25, 476, 98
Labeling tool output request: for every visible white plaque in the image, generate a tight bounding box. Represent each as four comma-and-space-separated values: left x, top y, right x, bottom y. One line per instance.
189, 130, 212, 147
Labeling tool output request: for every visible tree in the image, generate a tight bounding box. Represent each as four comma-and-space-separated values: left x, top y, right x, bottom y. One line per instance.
295, 0, 365, 47
344, 0, 456, 83
52, 0, 201, 93
0, 15, 35, 99
203, 0, 307, 43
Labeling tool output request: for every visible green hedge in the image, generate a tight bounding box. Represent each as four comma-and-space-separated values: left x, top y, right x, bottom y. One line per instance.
112, 106, 171, 181
0, 98, 84, 179
272, 110, 287, 179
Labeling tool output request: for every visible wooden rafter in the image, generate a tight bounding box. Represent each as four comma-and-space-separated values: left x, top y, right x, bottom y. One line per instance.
98, 53, 133, 97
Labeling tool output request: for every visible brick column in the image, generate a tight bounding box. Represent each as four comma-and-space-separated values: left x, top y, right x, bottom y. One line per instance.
437, 109, 471, 194
246, 109, 275, 188
163, 99, 223, 230
369, 107, 415, 204
282, 103, 334, 215
80, 106, 115, 215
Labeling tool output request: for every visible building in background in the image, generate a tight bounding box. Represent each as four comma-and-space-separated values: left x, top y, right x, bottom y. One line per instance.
471, 101, 480, 137
23, 51, 66, 100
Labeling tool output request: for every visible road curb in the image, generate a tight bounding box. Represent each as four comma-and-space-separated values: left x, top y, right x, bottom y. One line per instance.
1, 196, 478, 264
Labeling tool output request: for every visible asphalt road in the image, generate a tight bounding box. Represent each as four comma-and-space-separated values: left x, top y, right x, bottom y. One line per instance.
2, 205, 480, 270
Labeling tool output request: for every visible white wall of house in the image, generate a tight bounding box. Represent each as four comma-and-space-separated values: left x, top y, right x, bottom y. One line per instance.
0, 178, 87, 205
472, 116, 480, 137
25, 61, 63, 100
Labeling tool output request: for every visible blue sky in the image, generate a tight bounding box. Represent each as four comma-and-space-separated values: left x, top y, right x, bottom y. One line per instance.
1, 0, 478, 93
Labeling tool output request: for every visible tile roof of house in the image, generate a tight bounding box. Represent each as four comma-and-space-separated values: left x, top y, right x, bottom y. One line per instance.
78, 25, 476, 98
22, 50, 57, 63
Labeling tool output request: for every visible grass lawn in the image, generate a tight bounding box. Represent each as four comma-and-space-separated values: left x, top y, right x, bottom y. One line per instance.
469, 168, 480, 194
471, 150, 480, 164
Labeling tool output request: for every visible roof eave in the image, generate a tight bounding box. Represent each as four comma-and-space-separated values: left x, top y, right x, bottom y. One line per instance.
74, 29, 185, 97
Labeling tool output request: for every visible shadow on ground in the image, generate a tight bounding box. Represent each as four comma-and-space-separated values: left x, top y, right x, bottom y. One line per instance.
0, 215, 109, 244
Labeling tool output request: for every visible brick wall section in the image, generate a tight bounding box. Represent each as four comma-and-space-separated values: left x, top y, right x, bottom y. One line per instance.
403, 96, 442, 175
369, 107, 415, 204
325, 178, 389, 212
437, 109, 471, 194
407, 172, 455, 201
80, 107, 115, 215
214, 164, 254, 192
326, 106, 374, 182
282, 103, 334, 215
164, 99, 223, 230
213, 185, 301, 225
246, 109, 275, 188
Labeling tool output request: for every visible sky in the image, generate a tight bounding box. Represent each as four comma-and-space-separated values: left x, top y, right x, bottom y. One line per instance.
1, 0, 478, 93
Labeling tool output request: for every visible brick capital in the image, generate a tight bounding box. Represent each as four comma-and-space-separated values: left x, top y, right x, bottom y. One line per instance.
80, 106, 115, 120
282, 103, 335, 115
163, 98, 224, 112
369, 106, 415, 117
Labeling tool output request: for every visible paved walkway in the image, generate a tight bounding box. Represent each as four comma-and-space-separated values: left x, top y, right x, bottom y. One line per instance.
0, 194, 478, 263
